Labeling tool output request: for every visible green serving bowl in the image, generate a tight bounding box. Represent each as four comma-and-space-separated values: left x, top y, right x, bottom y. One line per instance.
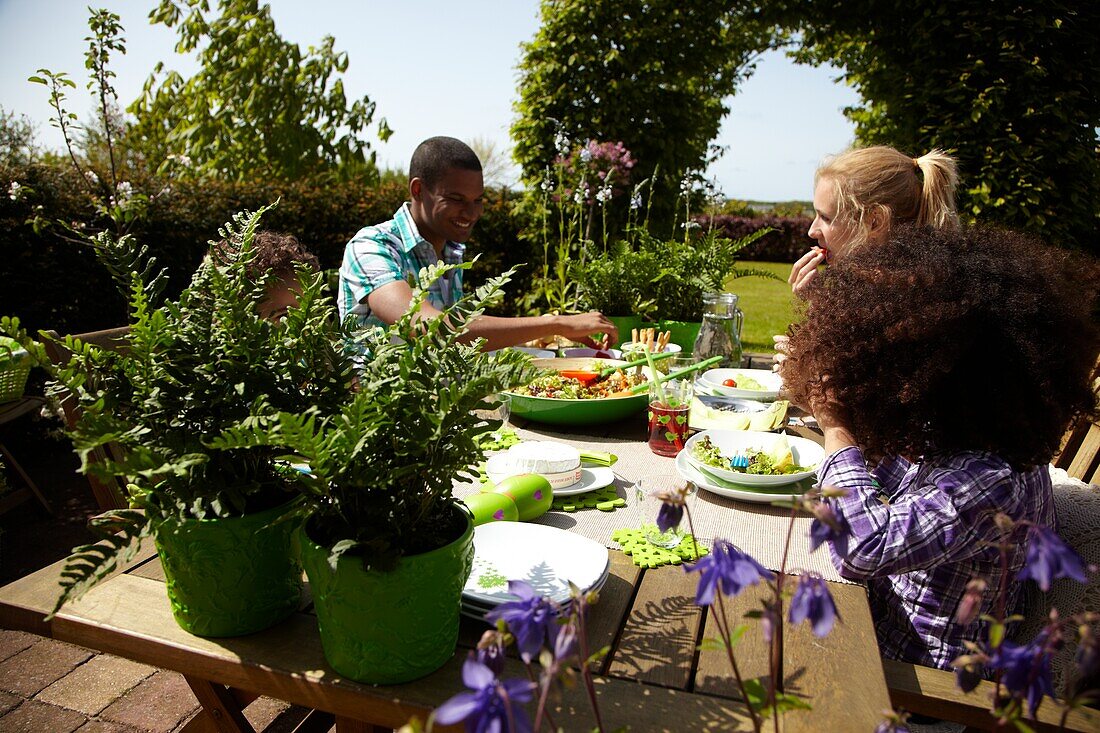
505, 358, 651, 426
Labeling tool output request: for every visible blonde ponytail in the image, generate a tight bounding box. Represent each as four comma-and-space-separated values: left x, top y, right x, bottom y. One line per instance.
817, 145, 961, 248
913, 149, 960, 232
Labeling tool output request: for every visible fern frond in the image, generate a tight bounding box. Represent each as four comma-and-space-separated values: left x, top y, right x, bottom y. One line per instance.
86, 231, 169, 308
49, 509, 150, 618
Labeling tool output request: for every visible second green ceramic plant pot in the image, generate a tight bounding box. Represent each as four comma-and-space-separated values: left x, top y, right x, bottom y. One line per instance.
660, 319, 703, 352
153, 499, 302, 637
298, 504, 475, 685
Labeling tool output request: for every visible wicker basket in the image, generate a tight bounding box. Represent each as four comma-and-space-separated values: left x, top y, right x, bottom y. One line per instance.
0, 337, 31, 404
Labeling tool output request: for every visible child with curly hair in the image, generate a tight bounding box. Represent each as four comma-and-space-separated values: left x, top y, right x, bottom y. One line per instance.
780, 224, 1099, 670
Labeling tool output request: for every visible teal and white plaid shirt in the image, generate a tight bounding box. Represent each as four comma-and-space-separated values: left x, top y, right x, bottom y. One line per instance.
339, 203, 466, 330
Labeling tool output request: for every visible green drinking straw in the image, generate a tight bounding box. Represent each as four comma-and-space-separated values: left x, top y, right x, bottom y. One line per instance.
644, 348, 669, 406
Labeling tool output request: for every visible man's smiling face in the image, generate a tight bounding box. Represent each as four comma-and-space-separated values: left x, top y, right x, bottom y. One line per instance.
410, 166, 485, 248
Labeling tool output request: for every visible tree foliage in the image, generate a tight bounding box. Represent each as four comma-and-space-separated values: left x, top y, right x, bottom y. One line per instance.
511, 0, 778, 201
128, 0, 392, 182
777, 0, 1100, 251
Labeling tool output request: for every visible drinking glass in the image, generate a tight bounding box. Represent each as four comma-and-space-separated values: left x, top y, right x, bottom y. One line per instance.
633, 478, 693, 549
475, 393, 511, 437
646, 357, 695, 457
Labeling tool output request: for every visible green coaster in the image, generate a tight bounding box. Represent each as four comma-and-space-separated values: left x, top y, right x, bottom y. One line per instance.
611, 527, 709, 569
552, 486, 627, 513
475, 427, 521, 452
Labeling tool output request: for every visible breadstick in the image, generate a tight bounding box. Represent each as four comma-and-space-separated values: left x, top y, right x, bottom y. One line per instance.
632, 327, 638, 344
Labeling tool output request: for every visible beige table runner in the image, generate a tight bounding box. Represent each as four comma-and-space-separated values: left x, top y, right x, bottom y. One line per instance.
456, 422, 850, 584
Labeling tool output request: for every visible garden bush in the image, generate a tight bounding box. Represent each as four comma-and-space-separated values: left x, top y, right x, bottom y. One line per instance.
698, 214, 814, 262
2, 162, 537, 335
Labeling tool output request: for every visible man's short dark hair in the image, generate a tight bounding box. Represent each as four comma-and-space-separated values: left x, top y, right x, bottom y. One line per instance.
409, 136, 481, 188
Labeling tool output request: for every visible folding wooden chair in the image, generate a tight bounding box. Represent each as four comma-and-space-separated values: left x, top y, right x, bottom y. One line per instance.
42, 327, 131, 511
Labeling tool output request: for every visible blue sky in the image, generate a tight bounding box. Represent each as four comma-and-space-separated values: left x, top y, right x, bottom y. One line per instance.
0, 0, 860, 200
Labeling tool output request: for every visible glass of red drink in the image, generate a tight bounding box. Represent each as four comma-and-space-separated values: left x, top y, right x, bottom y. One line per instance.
646, 358, 695, 456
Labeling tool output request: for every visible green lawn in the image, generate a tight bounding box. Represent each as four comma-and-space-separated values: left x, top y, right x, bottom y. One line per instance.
722, 262, 800, 354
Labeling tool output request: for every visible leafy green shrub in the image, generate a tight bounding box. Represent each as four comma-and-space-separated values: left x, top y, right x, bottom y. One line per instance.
2, 160, 536, 335
698, 215, 814, 263
637, 229, 778, 322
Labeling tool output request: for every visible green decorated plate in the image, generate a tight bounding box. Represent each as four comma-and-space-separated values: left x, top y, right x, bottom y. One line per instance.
505, 357, 650, 426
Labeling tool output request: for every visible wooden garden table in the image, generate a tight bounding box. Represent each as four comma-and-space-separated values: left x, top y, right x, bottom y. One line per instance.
0, 415, 891, 732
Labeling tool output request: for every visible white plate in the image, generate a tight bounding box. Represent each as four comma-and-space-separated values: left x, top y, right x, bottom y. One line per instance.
463, 522, 610, 606
485, 464, 616, 497
683, 429, 824, 487
460, 573, 609, 621
554, 466, 616, 496
699, 368, 783, 401
509, 346, 557, 358
675, 450, 812, 504
561, 347, 623, 359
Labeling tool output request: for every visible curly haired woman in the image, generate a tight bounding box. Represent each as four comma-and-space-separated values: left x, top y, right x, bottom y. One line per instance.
781, 224, 1100, 670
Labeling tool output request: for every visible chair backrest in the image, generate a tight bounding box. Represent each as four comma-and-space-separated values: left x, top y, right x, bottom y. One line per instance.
42, 327, 131, 511
1014, 473, 1100, 697
1054, 418, 1100, 485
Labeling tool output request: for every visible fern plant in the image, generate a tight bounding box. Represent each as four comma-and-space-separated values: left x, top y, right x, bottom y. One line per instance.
637, 228, 780, 322
569, 240, 659, 317
212, 261, 542, 572
1, 203, 356, 614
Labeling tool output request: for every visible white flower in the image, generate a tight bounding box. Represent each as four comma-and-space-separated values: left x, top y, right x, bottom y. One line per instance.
554, 130, 570, 155
573, 183, 589, 205
630, 193, 643, 210
595, 185, 612, 203
115, 181, 133, 202
169, 153, 192, 167
580, 147, 593, 163
85, 170, 99, 185
8, 181, 22, 201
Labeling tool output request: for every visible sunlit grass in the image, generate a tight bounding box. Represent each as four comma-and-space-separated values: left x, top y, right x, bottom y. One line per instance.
723, 262, 803, 354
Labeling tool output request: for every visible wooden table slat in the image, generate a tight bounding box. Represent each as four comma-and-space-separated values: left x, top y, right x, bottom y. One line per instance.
606, 564, 704, 689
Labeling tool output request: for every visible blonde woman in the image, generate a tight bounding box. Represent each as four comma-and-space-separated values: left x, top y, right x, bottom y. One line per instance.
789, 145, 960, 294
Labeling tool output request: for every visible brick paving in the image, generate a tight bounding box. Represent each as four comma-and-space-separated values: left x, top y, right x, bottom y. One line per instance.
0, 426, 325, 732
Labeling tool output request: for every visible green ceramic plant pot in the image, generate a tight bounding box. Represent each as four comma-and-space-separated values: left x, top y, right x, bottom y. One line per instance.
606, 314, 643, 344
153, 499, 302, 638
298, 504, 475, 685
660, 319, 703, 352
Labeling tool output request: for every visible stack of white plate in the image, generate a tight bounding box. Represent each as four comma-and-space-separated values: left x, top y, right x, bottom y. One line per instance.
461, 522, 610, 621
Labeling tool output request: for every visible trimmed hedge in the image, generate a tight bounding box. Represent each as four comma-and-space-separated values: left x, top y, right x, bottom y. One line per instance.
1, 163, 538, 335
697, 214, 815, 262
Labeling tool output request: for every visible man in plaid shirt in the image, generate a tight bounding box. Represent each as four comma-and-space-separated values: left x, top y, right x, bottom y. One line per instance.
340, 136, 617, 350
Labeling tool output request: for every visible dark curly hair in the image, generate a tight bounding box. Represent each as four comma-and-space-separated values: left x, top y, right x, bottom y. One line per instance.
782, 224, 1100, 469
210, 230, 319, 281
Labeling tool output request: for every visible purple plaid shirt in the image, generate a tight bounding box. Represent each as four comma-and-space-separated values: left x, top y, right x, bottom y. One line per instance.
820, 446, 1054, 669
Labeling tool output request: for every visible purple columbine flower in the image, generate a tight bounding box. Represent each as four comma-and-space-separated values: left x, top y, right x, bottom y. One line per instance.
955, 578, 988, 626
485, 580, 561, 664
787, 573, 840, 637
988, 634, 1055, 718
656, 501, 684, 533
686, 539, 773, 606
808, 500, 849, 553
1017, 524, 1089, 592
651, 483, 691, 533
434, 657, 536, 733
475, 629, 507, 676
